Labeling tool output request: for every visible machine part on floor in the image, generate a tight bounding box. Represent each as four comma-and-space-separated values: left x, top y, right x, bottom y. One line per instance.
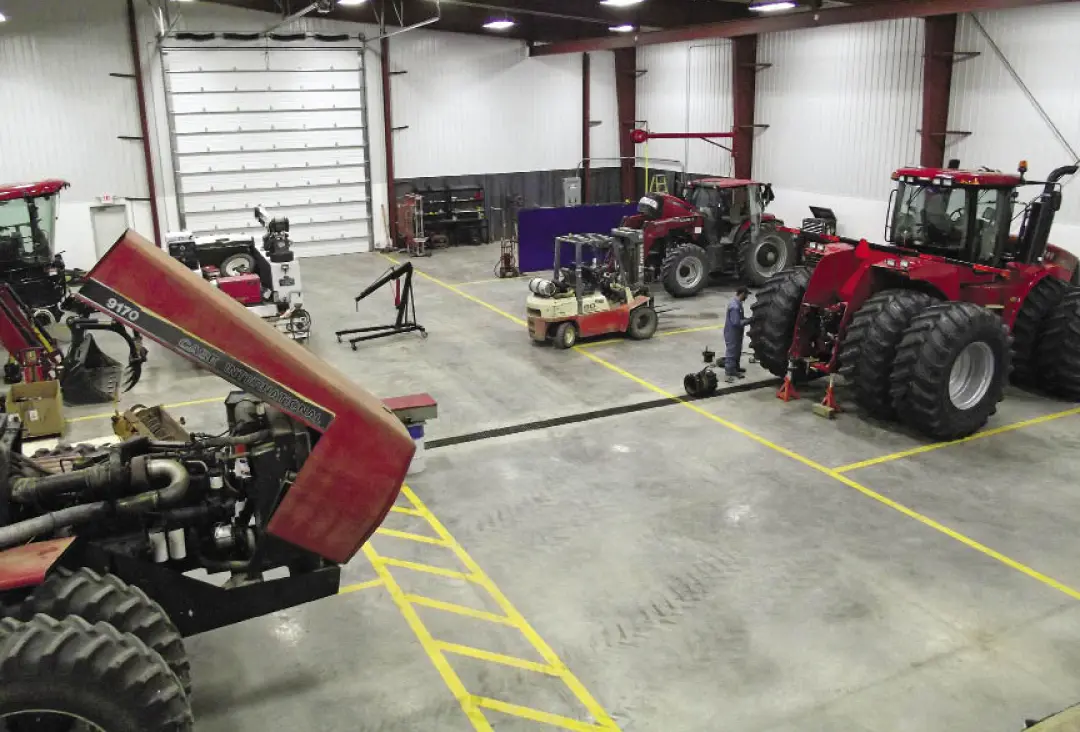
526, 233, 656, 347
750, 160, 1080, 440
683, 347, 720, 398
112, 404, 189, 442
165, 206, 308, 342
0, 231, 415, 723
620, 178, 801, 296
0, 180, 71, 319
0, 614, 194, 731
0, 283, 147, 404
335, 261, 427, 349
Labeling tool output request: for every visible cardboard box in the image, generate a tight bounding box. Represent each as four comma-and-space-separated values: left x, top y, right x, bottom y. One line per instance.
6, 380, 64, 438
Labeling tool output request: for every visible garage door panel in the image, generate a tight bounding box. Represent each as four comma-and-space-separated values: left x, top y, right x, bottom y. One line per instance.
164, 48, 360, 74
186, 200, 368, 233
174, 127, 365, 155
177, 147, 366, 176
171, 89, 364, 115
180, 166, 367, 195
169, 69, 362, 95
173, 109, 363, 135
183, 183, 368, 214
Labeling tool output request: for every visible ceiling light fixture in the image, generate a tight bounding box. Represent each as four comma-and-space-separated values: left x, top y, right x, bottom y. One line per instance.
0, 12, 6, 22
338, 0, 367, 5
609, 24, 635, 33
749, 1, 798, 12
599, 0, 645, 7
483, 17, 515, 30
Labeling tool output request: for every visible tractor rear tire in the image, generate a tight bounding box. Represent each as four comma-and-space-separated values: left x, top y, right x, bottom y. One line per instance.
0, 615, 193, 732
1011, 275, 1069, 385
661, 243, 710, 298
1036, 287, 1080, 400
627, 306, 659, 340
738, 228, 796, 287
553, 322, 578, 350
749, 266, 811, 378
838, 289, 939, 419
22, 567, 190, 696
890, 302, 1009, 440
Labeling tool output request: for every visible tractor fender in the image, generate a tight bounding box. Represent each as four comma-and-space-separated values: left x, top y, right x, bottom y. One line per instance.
1045, 244, 1079, 283
1005, 266, 1072, 330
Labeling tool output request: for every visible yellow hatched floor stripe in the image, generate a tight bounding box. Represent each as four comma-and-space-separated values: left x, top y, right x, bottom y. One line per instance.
404, 594, 517, 626
389, 505, 424, 516
338, 578, 383, 595
435, 641, 561, 675
376, 527, 448, 545
475, 697, 612, 732
833, 406, 1080, 473
378, 557, 477, 581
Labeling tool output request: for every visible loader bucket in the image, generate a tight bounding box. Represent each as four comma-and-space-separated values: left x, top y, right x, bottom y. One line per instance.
60, 333, 125, 405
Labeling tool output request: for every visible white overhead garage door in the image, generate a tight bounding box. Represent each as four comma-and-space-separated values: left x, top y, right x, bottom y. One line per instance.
163, 47, 373, 256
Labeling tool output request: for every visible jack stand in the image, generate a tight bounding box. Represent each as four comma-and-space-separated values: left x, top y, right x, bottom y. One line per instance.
812, 374, 841, 419
776, 373, 800, 402
335, 262, 427, 350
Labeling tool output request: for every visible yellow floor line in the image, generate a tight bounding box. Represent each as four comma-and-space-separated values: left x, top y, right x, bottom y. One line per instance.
389, 505, 424, 516
376, 527, 448, 546
378, 556, 477, 581
475, 697, 610, 732
405, 267, 1080, 608
404, 594, 516, 626
834, 406, 1080, 473
577, 324, 725, 350
338, 578, 384, 595
382, 254, 528, 327
454, 276, 525, 287
435, 640, 560, 675
67, 395, 225, 424
363, 544, 494, 732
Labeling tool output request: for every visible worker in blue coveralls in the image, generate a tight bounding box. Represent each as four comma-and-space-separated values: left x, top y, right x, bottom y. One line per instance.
724, 286, 751, 382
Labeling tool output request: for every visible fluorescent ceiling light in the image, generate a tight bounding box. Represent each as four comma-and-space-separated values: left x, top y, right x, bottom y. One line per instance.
600, 0, 645, 7
749, 1, 797, 11
483, 19, 515, 30
609, 24, 635, 33
0, 12, 6, 22
338, 0, 367, 5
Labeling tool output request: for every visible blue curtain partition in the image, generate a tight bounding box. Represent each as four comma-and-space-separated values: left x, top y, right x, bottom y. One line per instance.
517, 204, 637, 274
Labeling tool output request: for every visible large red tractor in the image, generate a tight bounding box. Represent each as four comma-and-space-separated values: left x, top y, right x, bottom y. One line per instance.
750, 161, 1080, 440
0, 232, 414, 729
621, 178, 798, 297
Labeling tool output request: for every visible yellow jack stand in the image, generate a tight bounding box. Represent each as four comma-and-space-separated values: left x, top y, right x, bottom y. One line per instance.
813, 374, 842, 419
776, 374, 800, 402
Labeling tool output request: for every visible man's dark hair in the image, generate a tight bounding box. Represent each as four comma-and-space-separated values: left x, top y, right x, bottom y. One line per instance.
736, 286, 750, 297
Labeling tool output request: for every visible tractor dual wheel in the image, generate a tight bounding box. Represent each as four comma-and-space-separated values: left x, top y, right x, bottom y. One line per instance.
838, 289, 939, 419
627, 306, 659, 341
1011, 275, 1069, 385
890, 302, 1009, 440
0, 615, 193, 732
22, 567, 190, 696
737, 228, 797, 288
553, 322, 578, 349
660, 243, 709, 298
749, 266, 811, 378
1036, 287, 1080, 400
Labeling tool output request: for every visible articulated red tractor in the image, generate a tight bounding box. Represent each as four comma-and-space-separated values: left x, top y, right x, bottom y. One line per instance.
0, 232, 414, 728
750, 161, 1080, 440
621, 178, 798, 297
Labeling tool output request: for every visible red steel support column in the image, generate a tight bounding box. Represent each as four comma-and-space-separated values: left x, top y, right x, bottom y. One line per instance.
921, 14, 958, 167
732, 35, 758, 181
614, 47, 637, 201
381, 36, 399, 244
126, 0, 162, 246
582, 52, 591, 204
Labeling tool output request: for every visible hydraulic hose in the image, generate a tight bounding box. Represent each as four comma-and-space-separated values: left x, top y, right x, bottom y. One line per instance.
10, 463, 129, 504
116, 460, 189, 515
0, 502, 109, 549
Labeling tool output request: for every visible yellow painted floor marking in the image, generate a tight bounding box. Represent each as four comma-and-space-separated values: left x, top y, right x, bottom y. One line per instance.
476, 697, 612, 732
435, 641, 560, 675
405, 594, 516, 626
338, 578, 384, 595
68, 395, 225, 424
577, 323, 724, 349
379, 557, 477, 581
454, 276, 525, 287
389, 505, 424, 516
834, 406, 1080, 473
376, 527, 448, 546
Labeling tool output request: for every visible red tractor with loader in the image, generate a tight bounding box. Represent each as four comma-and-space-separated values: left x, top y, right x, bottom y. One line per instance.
750, 160, 1080, 440
0, 232, 415, 729
621, 178, 799, 297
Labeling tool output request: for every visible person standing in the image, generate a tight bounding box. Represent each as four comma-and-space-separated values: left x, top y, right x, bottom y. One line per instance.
724, 286, 750, 382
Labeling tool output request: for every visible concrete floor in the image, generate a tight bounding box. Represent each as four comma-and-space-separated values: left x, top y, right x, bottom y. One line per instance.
49, 244, 1080, 731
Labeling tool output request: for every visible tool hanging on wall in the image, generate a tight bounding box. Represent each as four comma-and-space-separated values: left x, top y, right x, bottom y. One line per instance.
335, 262, 427, 350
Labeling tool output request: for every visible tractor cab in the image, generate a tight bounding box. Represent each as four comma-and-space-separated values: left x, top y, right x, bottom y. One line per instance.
0, 180, 70, 313
682, 178, 774, 246
887, 162, 1077, 270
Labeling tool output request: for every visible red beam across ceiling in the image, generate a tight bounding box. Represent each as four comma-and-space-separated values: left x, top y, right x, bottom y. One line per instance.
530, 0, 1079, 56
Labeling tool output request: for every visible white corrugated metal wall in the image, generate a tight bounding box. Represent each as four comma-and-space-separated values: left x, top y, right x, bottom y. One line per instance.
389, 31, 582, 179
755, 18, 924, 236
949, 5, 1080, 250
0, 0, 148, 268
589, 51, 620, 168
637, 41, 734, 176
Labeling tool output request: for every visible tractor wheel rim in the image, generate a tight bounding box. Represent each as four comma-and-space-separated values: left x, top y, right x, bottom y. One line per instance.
948, 341, 995, 410
677, 258, 704, 289
1, 710, 102, 731
754, 236, 788, 277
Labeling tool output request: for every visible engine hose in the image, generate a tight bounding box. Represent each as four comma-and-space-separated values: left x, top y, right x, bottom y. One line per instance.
10, 463, 129, 504
115, 460, 189, 516
0, 502, 109, 549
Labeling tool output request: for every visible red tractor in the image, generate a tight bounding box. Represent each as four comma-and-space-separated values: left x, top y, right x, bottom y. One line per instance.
621, 178, 798, 297
750, 161, 1080, 440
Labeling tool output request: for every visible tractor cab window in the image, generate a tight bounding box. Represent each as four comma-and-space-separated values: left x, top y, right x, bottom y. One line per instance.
0, 196, 55, 264
727, 186, 749, 223
889, 182, 970, 254
973, 189, 1010, 266
687, 185, 721, 212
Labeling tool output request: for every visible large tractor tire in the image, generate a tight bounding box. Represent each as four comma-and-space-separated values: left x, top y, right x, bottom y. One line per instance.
660, 243, 710, 298
738, 228, 796, 287
1036, 287, 1080, 399
890, 302, 1009, 440
22, 567, 190, 695
0, 615, 192, 732
1011, 275, 1069, 385
838, 289, 939, 419
749, 266, 811, 377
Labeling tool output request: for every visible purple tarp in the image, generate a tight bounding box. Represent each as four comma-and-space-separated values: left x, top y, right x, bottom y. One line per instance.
517, 204, 637, 274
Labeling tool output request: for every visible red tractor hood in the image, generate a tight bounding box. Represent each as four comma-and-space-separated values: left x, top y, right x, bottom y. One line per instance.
76, 231, 414, 564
